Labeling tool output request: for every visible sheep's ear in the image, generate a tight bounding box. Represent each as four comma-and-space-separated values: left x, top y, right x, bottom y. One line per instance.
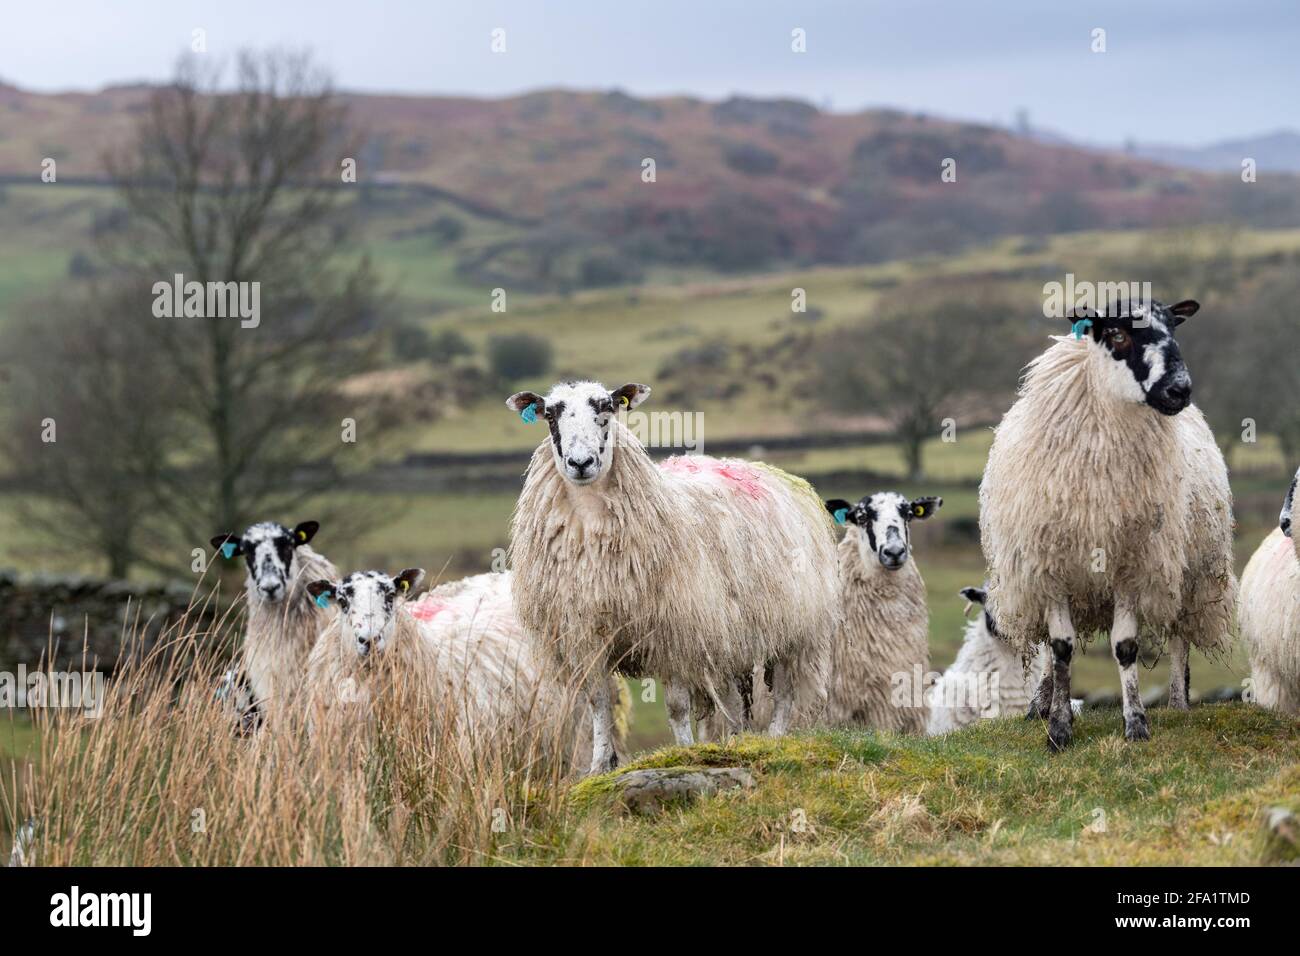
1168, 299, 1200, 326
211, 533, 242, 558
959, 586, 987, 605
292, 521, 320, 546
610, 383, 650, 410
306, 580, 335, 606
825, 499, 854, 525
909, 496, 943, 520
506, 391, 545, 416
393, 568, 425, 596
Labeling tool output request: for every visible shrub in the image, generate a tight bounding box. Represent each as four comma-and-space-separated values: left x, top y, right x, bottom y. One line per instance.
488, 332, 553, 382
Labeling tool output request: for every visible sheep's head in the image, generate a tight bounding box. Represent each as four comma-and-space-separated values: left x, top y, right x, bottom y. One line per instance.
307, 569, 424, 660
959, 584, 1001, 638
210, 520, 320, 604
507, 380, 650, 485
825, 492, 942, 570
1281, 467, 1297, 539
1071, 298, 1199, 416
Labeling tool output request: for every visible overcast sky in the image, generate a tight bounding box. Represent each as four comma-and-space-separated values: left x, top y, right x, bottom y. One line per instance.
2, 0, 1295, 146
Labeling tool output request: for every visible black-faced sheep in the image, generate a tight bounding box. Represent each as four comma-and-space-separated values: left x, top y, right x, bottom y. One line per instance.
820, 491, 941, 732
210, 520, 337, 731
304, 569, 593, 772
980, 299, 1237, 750
506, 380, 838, 772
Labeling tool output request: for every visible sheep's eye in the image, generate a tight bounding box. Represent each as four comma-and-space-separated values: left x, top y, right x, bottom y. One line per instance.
1107, 330, 1131, 353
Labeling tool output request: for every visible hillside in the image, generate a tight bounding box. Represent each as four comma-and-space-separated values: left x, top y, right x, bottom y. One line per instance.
5, 83, 1300, 290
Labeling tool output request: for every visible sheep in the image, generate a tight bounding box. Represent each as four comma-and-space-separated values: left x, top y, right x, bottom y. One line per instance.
505, 380, 839, 772
817, 491, 942, 732
210, 520, 337, 731
7, 818, 36, 867
926, 585, 1049, 734
303, 569, 594, 772
979, 298, 1237, 750
1240, 467, 1300, 714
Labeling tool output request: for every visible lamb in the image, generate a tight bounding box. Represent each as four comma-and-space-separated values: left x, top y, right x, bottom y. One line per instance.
819, 491, 941, 732
1239, 467, 1300, 713
303, 569, 593, 772
979, 298, 1237, 750
210, 520, 338, 732
926, 585, 1048, 734
506, 380, 839, 772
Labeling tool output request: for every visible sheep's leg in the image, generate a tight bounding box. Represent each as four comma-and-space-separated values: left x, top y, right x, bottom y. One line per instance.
1026, 645, 1053, 720
1167, 635, 1190, 711
768, 659, 797, 736
1111, 604, 1151, 742
664, 681, 695, 746
587, 678, 619, 774
1046, 603, 1075, 751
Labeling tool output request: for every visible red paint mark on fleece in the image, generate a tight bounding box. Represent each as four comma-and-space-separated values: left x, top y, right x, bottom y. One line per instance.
659, 455, 768, 501
408, 598, 449, 622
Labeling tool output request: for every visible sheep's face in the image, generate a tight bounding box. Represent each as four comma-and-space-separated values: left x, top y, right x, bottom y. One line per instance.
1081, 299, 1198, 416
1281, 468, 1297, 539
210, 520, 320, 604
825, 492, 942, 571
308, 569, 424, 659
506, 380, 651, 485
959, 585, 1000, 639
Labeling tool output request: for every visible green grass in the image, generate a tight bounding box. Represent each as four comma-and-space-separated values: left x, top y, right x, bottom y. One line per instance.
545, 704, 1299, 865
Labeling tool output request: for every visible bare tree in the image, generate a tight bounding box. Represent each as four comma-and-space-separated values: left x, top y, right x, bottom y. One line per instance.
0, 281, 176, 576
813, 288, 1031, 479
97, 50, 400, 549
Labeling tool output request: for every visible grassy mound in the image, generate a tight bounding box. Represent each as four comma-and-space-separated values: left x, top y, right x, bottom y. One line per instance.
552, 704, 1299, 865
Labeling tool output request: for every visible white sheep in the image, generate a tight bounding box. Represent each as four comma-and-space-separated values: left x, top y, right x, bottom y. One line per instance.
817, 491, 941, 732
1240, 467, 1300, 713
304, 569, 594, 772
210, 520, 337, 731
980, 299, 1237, 750
927, 585, 1048, 734
506, 381, 839, 772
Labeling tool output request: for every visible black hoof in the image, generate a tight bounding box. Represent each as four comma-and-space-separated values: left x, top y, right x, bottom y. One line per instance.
1047, 719, 1072, 752
1026, 701, 1050, 721
1124, 714, 1151, 742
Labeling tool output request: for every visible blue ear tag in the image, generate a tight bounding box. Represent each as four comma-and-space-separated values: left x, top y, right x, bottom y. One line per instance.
520, 403, 538, 424
1071, 318, 1093, 340
314, 592, 330, 609
221, 542, 237, 559
833, 508, 848, 526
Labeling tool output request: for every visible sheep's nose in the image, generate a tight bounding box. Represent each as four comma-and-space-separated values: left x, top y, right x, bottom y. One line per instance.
880, 544, 907, 567
567, 455, 595, 472
1165, 381, 1191, 405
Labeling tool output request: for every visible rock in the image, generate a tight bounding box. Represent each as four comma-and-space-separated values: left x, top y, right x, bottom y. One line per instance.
1261, 807, 1299, 864
611, 767, 756, 816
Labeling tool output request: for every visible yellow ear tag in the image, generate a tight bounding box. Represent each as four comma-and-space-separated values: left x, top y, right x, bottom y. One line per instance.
914, 506, 925, 517
399, 580, 409, 591
619, 395, 629, 408
297, 530, 307, 541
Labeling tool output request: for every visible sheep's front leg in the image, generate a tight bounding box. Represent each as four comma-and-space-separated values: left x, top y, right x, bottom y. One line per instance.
1167, 634, 1190, 711
664, 681, 695, 746
767, 659, 796, 736
1046, 603, 1075, 751
587, 677, 619, 774
1026, 644, 1053, 720
1111, 603, 1150, 741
